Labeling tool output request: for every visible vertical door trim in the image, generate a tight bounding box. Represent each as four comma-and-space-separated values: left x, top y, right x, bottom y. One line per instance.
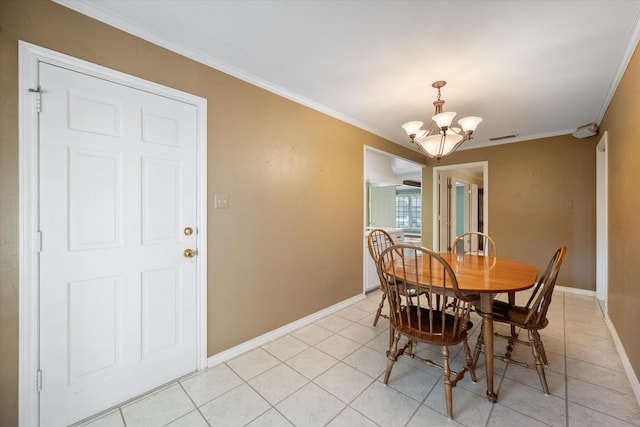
596, 131, 608, 310
470, 183, 479, 233
18, 41, 208, 425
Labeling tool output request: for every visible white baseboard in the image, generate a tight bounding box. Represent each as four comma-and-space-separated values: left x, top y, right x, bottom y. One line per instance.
604, 314, 640, 406
207, 293, 366, 368
555, 285, 596, 297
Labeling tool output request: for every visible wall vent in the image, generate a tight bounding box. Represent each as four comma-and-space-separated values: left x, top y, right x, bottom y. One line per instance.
489, 134, 518, 141
402, 180, 421, 187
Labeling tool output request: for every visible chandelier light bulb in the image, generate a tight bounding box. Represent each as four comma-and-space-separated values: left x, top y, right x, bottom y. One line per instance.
458, 116, 483, 132
402, 121, 424, 137
417, 134, 463, 158
433, 112, 457, 128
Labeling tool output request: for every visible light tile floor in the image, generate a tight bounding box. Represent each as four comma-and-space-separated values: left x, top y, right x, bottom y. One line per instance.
77, 290, 640, 427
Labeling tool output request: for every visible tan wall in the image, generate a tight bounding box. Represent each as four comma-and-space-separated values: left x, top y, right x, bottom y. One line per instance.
0, 1, 424, 424
599, 42, 640, 383
425, 134, 597, 291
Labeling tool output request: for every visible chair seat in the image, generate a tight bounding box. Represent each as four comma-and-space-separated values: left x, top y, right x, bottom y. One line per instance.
492, 300, 549, 330
395, 305, 469, 346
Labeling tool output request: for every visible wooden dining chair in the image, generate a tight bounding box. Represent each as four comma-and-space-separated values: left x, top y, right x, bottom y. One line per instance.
377, 244, 477, 420
367, 229, 397, 326
451, 231, 496, 257
368, 229, 426, 327
471, 246, 567, 395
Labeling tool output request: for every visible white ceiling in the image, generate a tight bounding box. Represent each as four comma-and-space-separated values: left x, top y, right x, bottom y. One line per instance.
56, 0, 640, 153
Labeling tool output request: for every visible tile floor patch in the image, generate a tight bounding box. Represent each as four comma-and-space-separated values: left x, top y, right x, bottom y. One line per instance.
76, 290, 640, 427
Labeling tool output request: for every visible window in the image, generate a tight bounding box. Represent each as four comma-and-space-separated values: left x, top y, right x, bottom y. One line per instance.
396, 189, 421, 231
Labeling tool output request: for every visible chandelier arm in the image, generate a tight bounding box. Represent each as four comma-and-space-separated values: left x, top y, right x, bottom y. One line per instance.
425, 121, 439, 137
448, 133, 471, 155
437, 132, 447, 159
431, 130, 474, 161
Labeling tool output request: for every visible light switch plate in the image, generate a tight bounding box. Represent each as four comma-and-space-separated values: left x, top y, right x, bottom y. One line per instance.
214, 194, 229, 209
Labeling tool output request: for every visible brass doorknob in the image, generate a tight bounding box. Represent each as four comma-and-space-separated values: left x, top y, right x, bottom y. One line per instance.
184, 249, 196, 258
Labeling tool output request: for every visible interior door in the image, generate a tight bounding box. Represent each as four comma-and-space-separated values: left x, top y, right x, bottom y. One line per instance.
38, 62, 198, 425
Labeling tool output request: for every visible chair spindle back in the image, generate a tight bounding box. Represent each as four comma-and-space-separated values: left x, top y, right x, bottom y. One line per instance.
377, 244, 474, 344
452, 231, 496, 257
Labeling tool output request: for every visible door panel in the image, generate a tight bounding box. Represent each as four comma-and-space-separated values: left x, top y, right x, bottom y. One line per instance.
141, 267, 182, 357
68, 89, 123, 137
142, 109, 182, 146
68, 150, 123, 250
38, 62, 198, 426
68, 276, 121, 382
142, 158, 182, 244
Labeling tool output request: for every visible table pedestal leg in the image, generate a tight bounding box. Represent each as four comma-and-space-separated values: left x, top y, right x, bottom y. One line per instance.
481, 295, 498, 402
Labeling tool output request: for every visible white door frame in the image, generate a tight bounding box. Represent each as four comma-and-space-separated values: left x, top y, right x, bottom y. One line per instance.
432, 161, 488, 250
18, 41, 208, 425
596, 131, 608, 310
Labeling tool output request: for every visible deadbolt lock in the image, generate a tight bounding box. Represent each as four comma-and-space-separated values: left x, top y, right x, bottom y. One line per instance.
184, 227, 194, 236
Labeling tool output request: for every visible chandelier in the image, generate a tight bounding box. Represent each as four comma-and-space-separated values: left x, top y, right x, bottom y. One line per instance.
402, 81, 482, 161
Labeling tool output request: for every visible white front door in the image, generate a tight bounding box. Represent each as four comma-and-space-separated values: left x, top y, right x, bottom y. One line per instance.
38, 62, 199, 425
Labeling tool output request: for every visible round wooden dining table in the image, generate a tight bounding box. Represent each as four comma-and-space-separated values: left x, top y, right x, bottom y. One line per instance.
387, 252, 538, 402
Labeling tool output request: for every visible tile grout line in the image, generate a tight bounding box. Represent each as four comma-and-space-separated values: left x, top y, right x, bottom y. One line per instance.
483, 358, 507, 427
176, 381, 211, 427
117, 408, 126, 427
241, 368, 293, 427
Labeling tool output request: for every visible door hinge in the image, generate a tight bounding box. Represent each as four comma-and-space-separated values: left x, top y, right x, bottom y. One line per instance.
37, 231, 43, 253
36, 369, 42, 393
29, 85, 42, 112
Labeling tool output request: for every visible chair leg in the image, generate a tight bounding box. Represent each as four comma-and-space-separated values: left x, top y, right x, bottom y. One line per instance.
533, 330, 548, 365
528, 329, 550, 395
463, 337, 477, 383
442, 346, 454, 420
388, 325, 394, 349
471, 322, 484, 369
504, 331, 518, 360
384, 330, 400, 385
508, 291, 517, 337
373, 293, 387, 327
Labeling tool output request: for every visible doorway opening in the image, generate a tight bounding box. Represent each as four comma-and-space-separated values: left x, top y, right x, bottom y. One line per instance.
363, 147, 424, 292
432, 162, 488, 252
